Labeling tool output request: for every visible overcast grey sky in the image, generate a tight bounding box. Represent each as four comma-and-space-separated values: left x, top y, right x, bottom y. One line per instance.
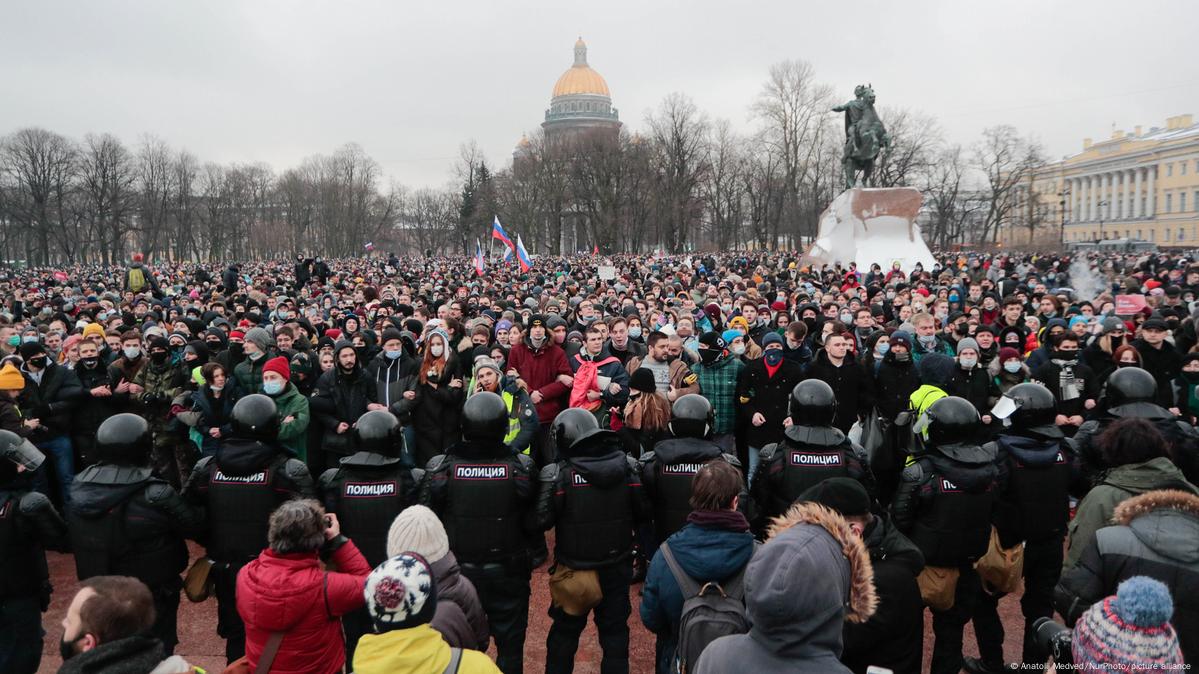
3, 0, 1196, 188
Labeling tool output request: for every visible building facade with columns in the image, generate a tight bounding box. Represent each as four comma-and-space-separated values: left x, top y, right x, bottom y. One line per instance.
1005, 114, 1199, 247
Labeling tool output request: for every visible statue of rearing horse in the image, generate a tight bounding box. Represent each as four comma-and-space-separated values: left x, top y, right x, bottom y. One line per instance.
833, 84, 890, 190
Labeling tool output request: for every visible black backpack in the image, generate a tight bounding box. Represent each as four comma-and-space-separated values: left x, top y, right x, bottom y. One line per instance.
660, 541, 751, 674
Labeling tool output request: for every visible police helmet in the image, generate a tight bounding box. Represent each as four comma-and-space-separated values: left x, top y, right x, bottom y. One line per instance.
462, 392, 509, 445
354, 409, 402, 456
551, 407, 600, 455
925, 396, 980, 446
1006, 383, 1062, 437
670, 394, 714, 439
95, 413, 151, 465
231, 394, 280, 440
1106, 367, 1157, 407
789, 379, 838, 427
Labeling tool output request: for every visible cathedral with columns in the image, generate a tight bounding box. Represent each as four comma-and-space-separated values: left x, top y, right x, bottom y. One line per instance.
1006, 114, 1199, 246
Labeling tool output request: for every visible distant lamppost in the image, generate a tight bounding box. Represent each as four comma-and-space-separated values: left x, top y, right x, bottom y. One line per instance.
1058, 183, 1071, 245
1097, 200, 1109, 242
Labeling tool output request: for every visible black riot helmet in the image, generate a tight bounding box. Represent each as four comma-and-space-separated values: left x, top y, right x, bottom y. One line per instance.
670, 394, 715, 439
231, 394, 280, 441
95, 413, 152, 465
1006, 383, 1062, 437
354, 410, 402, 456
0, 428, 44, 474
925, 396, 981, 446
1106, 367, 1157, 407
789, 379, 838, 427
462, 392, 509, 445
551, 407, 601, 455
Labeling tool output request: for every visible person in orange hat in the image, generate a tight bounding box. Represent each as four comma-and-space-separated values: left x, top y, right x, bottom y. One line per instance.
0, 361, 33, 437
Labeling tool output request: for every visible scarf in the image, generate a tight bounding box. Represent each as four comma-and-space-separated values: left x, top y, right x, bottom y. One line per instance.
686, 509, 750, 532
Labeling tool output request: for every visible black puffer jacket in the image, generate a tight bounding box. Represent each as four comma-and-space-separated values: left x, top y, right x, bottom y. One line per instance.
363, 352, 420, 424
873, 353, 920, 421
312, 363, 377, 455
411, 357, 465, 467
842, 513, 925, 674
1055, 489, 1199, 662
803, 350, 872, 434
19, 361, 82, 438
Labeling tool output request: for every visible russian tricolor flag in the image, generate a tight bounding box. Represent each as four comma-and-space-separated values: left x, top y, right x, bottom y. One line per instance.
491, 216, 515, 252
474, 239, 485, 276
515, 234, 532, 273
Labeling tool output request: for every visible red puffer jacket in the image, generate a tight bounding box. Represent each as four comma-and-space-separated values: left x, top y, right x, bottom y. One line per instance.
508, 340, 571, 424
237, 539, 372, 674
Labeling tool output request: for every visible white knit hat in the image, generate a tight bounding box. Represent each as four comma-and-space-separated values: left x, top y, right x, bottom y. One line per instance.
386, 505, 449, 563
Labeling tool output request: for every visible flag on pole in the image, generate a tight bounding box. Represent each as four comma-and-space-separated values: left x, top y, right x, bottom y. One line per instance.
474, 239, 485, 276
515, 234, 532, 273
491, 216, 515, 252
364, 241, 375, 252
502, 245, 514, 263
592, 243, 599, 255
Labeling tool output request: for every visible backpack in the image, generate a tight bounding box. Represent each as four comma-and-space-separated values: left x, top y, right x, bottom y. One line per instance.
660, 541, 751, 674
128, 266, 147, 293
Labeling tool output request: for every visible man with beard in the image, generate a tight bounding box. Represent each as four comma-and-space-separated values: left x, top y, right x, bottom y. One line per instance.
312, 341, 376, 476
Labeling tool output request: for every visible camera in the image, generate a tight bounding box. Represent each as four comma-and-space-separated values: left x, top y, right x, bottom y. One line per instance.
1033, 617, 1073, 667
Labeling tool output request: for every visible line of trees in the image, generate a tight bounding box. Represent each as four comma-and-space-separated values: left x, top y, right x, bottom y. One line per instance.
0, 59, 1044, 264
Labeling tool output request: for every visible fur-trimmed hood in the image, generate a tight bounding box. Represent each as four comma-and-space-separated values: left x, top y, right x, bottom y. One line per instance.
745, 502, 877, 659
1112, 489, 1199, 564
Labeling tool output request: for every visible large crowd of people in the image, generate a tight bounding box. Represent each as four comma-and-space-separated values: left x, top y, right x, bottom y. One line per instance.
0, 248, 1196, 673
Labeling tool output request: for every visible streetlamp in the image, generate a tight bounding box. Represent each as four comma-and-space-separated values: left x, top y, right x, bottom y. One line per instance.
1097, 200, 1109, 242
1058, 183, 1071, 246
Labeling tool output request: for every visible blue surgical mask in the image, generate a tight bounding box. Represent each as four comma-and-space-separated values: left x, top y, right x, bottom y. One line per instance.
385, 349, 402, 360
262, 380, 284, 396
1003, 361, 1022, 374
627, 326, 642, 339
876, 342, 891, 355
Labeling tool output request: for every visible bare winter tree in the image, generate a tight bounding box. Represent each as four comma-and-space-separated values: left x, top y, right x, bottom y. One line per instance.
974, 125, 1044, 245
135, 135, 176, 261
77, 133, 136, 264
873, 108, 942, 188
703, 119, 748, 250
1, 127, 78, 264
921, 144, 984, 248
646, 93, 710, 252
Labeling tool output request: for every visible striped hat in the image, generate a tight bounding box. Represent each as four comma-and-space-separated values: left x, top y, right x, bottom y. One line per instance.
1072, 576, 1183, 668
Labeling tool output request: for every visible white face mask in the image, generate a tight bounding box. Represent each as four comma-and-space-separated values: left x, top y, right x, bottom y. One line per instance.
732, 344, 746, 356
430, 344, 444, 358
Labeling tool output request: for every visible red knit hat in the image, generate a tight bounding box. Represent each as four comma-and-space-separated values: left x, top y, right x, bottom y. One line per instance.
262, 356, 290, 381
324, 328, 342, 340
229, 330, 246, 340
998, 347, 1022, 363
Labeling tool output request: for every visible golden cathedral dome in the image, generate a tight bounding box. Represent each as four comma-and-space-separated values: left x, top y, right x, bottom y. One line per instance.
551, 37, 610, 98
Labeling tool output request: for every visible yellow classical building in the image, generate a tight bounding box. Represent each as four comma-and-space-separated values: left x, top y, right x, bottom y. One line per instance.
1005, 114, 1199, 247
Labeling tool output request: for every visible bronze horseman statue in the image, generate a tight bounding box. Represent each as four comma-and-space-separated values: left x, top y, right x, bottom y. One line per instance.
833, 84, 890, 189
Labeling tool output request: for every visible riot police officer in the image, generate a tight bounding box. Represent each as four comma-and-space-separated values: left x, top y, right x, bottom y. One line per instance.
182, 393, 314, 662
892, 396, 999, 674
320, 409, 423, 664
69, 413, 203, 655
1072, 366, 1199, 486
964, 383, 1075, 673
0, 430, 68, 674
420, 392, 538, 674
752, 380, 873, 527
639, 394, 741, 545
538, 407, 649, 674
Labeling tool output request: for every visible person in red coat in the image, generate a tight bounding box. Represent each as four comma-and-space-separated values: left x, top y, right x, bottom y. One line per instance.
506, 315, 572, 464
237, 499, 372, 674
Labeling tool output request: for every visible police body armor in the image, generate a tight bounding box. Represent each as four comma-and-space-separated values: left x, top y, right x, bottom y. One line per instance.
763, 424, 854, 518
69, 465, 188, 589
0, 490, 46, 599
322, 453, 422, 567
556, 442, 636, 569
443, 452, 528, 565
642, 437, 729, 543
991, 435, 1073, 543
200, 443, 293, 565
908, 443, 998, 567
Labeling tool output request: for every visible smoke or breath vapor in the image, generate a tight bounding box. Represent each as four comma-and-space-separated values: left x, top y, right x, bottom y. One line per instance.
1069, 258, 1107, 303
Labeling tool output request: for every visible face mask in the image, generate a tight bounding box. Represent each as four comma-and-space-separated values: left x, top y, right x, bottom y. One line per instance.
26, 356, 48, 369
247, 350, 265, 361
786, 338, 801, 350
210, 384, 224, 392
123, 346, 141, 360
918, 334, 937, 347
876, 343, 891, 356
627, 326, 642, 339
262, 380, 284, 396
149, 350, 169, 364
763, 349, 783, 366
949, 295, 960, 303
886, 291, 896, 300
732, 344, 746, 356
22, 335, 38, 344
385, 349, 402, 360
6, 335, 19, 347
1109, 335, 1123, 348
206, 340, 222, 351
81, 356, 99, 369
959, 356, 977, 369
955, 324, 970, 336
894, 351, 911, 362
1054, 351, 1078, 361
839, 312, 852, 324
1003, 361, 1022, 373
699, 349, 722, 365
430, 345, 444, 358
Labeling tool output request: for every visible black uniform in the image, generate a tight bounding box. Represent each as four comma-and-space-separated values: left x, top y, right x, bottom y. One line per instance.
421, 439, 538, 674
182, 437, 313, 662
639, 437, 739, 545
892, 440, 998, 674
969, 431, 1074, 668
538, 429, 648, 674
0, 469, 68, 674
1072, 401, 1199, 488
753, 424, 873, 526
69, 464, 204, 654
320, 451, 422, 663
